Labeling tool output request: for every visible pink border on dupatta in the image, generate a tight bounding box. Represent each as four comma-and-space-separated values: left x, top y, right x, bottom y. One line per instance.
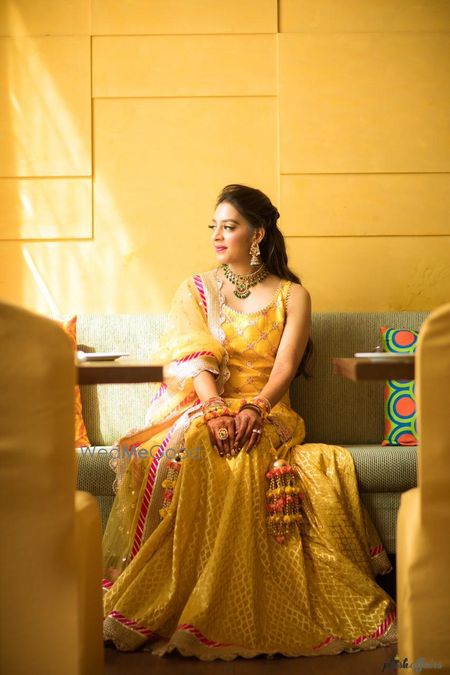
193, 273, 208, 315
129, 427, 175, 560
129, 273, 212, 559
142, 273, 209, 410
176, 351, 216, 363
148, 381, 168, 406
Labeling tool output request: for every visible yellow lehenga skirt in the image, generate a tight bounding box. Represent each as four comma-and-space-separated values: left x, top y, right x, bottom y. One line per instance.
102, 279, 397, 659
102, 406, 396, 659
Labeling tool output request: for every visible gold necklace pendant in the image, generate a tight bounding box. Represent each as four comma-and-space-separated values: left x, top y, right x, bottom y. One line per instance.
234, 280, 250, 299
222, 263, 269, 299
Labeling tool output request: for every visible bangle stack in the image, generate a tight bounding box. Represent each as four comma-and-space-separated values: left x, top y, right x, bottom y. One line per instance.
201, 396, 234, 422
238, 395, 272, 419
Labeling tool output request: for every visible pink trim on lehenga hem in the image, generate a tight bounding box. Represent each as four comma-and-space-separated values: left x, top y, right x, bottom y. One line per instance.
107, 609, 166, 641
175, 623, 240, 649
352, 609, 396, 646
104, 607, 397, 656
312, 607, 397, 650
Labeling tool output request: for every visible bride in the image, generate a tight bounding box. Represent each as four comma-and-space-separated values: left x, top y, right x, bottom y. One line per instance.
102, 183, 397, 660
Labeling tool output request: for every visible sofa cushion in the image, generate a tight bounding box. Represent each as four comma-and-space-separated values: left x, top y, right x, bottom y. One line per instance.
360, 493, 400, 554
380, 326, 419, 446
345, 445, 417, 492
61, 315, 90, 447
76, 448, 116, 532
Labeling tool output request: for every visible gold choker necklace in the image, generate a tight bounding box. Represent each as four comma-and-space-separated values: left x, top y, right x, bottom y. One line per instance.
222, 263, 269, 299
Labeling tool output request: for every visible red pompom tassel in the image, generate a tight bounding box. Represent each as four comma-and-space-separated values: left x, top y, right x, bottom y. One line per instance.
265, 458, 303, 544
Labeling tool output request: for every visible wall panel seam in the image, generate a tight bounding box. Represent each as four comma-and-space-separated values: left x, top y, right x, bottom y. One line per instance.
285, 235, 450, 239
92, 95, 278, 100
1, 238, 96, 243
90, 34, 94, 240
280, 172, 450, 176
91, 33, 278, 38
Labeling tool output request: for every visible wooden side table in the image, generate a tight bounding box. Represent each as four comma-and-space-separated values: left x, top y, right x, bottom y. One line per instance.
332, 356, 414, 382
77, 361, 163, 385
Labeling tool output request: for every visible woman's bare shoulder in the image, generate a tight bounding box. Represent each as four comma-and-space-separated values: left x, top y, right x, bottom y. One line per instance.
288, 281, 310, 297
286, 282, 311, 311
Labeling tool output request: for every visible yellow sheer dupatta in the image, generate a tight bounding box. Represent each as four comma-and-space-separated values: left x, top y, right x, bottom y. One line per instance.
102, 269, 228, 581
109, 268, 228, 492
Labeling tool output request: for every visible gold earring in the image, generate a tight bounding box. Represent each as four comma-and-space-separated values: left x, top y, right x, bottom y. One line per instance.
250, 241, 260, 266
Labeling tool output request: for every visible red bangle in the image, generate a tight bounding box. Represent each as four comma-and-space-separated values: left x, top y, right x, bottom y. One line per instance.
252, 395, 272, 414
203, 406, 234, 422
238, 400, 268, 419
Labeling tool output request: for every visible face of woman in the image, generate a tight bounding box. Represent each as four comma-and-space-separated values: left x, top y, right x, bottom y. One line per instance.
209, 201, 262, 265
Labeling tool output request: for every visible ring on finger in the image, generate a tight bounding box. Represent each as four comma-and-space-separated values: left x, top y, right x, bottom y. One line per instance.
217, 427, 229, 440
251, 428, 262, 435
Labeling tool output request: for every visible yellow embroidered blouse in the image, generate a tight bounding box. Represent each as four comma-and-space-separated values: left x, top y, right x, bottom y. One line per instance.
221, 279, 292, 408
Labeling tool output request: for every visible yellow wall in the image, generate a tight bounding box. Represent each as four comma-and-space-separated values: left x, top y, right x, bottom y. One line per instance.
0, 0, 449, 317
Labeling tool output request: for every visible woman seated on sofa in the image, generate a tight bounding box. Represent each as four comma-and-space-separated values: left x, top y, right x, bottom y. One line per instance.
102, 183, 397, 660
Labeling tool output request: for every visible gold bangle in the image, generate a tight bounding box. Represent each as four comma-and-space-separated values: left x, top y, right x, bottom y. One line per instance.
253, 395, 272, 414
239, 403, 267, 420
201, 396, 225, 412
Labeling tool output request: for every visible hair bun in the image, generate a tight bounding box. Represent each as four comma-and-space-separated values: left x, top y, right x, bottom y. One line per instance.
271, 206, 280, 224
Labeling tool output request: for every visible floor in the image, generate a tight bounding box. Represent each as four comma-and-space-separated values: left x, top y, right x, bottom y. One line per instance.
104, 558, 397, 675
104, 643, 398, 675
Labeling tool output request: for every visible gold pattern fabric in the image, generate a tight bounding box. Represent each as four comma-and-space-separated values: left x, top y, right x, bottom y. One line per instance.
102, 272, 397, 660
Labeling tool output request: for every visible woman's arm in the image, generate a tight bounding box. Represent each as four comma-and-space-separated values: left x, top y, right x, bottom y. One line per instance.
258, 283, 311, 408
234, 283, 311, 455
193, 370, 220, 402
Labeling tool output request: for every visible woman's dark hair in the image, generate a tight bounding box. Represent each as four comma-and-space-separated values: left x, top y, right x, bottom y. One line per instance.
215, 183, 313, 379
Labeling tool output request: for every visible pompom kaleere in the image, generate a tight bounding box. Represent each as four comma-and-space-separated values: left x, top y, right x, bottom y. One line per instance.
265, 457, 303, 544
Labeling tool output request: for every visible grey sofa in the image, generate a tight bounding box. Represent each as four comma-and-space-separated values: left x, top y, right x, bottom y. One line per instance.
76, 311, 428, 554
